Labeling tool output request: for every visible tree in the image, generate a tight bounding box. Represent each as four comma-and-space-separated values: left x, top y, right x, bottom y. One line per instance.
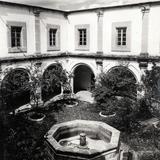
142, 63, 160, 118
42, 63, 68, 102
93, 66, 140, 132
94, 66, 137, 108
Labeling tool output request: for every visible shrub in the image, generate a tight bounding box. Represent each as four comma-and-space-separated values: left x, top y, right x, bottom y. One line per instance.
113, 97, 140, 133
140, 152, 160, 160
93, 67, 140, 133
94, 67, 137, 111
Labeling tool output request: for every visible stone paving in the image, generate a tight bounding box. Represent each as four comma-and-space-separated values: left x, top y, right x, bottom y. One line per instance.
75, 91, 95, 103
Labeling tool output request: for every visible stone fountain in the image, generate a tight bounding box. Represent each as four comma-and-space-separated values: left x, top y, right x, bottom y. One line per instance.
44, 120, 120, 160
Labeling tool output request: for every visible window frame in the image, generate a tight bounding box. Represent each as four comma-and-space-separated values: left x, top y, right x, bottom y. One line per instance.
75, 24, 90, 51
47, 24, 60, 51
7, 21, 27, 53
112, 21, 131, 52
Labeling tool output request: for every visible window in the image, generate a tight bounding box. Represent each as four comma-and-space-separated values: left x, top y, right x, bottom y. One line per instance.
78, 29, 87, 45
75, 24, 90, 50
116, 27, 127, 46
112, 21, 131, 52
7, 21, 27, 53
47, 24, 60, 51
49, 28, 57, 46
11, 26, 22, 47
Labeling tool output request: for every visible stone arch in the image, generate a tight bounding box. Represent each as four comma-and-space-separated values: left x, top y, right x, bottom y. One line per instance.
104, 63, 140, 83
1, 68, 30, 111
107, 66, 137, 97
42, 63, 65, 102
72, 63, 95, 93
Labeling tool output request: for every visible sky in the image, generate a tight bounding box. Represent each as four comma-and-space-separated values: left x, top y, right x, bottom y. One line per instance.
0, 0, 159, 11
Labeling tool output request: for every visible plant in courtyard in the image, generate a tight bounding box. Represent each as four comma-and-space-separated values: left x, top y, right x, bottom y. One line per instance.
141, 63, 160, 118
115, 97, 140, 133
42, 62, 68, 102
94, 66, 137, 114
93, 66, 141, 132
140, 63, 160, 150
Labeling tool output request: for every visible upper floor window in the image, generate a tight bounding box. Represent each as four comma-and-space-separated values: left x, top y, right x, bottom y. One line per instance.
75, 24, 90, 51
112, 21, 131, 52
11, 26, 22, 47
78, 28, 87, 45
116, 27, 127, 46
47, 24, 60, 51
49, 28, 57, 46
7, 21, 27, 53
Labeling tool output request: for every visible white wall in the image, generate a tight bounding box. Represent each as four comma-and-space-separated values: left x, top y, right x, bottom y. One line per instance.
40, 11, 68, 53
148, 5, 160, 56
67, 12, 98, 53
0, 4, 35, 57
0, 3, 160, 58
103, 7, 142, 56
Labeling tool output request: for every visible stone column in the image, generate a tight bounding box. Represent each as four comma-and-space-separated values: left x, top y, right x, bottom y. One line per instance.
33, 8, 41, 54
69, 74, 74, 94
140, 5, 150, 56
97, 9, 104, 55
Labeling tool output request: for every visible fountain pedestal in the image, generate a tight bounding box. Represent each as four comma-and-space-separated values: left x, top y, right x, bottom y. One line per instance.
80, 133, 86, 146
45, 120, 120, 160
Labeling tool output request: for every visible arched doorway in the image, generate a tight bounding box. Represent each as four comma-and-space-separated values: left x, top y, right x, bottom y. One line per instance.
73, 64, 95, 93
107, 66, 137, 98
42, 63, 65, 102
1, 68, 30, 111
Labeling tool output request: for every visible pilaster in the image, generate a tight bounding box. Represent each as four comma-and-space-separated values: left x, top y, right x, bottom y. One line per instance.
96, 9, 104, 55
140, 5, 150, 56
33, 8, 41, 54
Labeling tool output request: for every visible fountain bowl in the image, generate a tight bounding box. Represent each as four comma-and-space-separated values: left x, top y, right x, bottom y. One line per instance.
44, 120, 120, 160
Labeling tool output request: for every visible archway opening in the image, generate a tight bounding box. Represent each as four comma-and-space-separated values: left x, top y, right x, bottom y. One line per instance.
1, 68, 30, 111
107, 66, 137, 98
73, 64, 95, 93
42, 63, 65, 102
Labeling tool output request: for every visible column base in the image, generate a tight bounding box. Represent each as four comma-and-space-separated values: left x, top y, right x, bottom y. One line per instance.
96, 51, 103, 55
140, 52, 149, 57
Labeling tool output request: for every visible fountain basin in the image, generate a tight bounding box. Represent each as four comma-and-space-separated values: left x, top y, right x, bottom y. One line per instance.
44, 120, 120, 160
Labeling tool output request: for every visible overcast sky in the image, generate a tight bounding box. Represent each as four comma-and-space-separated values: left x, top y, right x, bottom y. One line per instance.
0, 0, 158, 11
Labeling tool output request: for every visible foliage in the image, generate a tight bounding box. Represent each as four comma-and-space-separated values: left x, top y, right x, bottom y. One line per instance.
94, 67, 137, 106
142, 63, 160, 118
142, 63, 160, 99
140, 152, 160, 160
42, 63, 68, 101
1, 69, 30, 110
93, 66, 139, 133
0, 62, 68, 109
108, 97, 140, 133
94, 66, 137, 114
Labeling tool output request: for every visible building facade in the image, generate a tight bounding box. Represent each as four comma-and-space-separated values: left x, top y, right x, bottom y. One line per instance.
0, 1, 160, 108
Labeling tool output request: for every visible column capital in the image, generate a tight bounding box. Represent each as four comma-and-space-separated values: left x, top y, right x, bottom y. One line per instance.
141, 5, 150, 13
33, 8, 41, 17
96, 9, 104, 17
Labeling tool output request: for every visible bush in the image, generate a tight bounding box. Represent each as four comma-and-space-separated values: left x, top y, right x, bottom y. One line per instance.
94, 67, 137, 112
140, 152, 160, 160
114, 97, 140, 133
93, 68, 139, 133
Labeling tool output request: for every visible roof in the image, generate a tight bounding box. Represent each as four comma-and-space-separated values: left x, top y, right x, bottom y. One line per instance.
0, 0, 160, 12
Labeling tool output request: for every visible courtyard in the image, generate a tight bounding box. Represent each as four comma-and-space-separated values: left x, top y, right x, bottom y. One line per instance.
1, 0, 160, 159
1, 98, 160, 160
1, 63, 160, 160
